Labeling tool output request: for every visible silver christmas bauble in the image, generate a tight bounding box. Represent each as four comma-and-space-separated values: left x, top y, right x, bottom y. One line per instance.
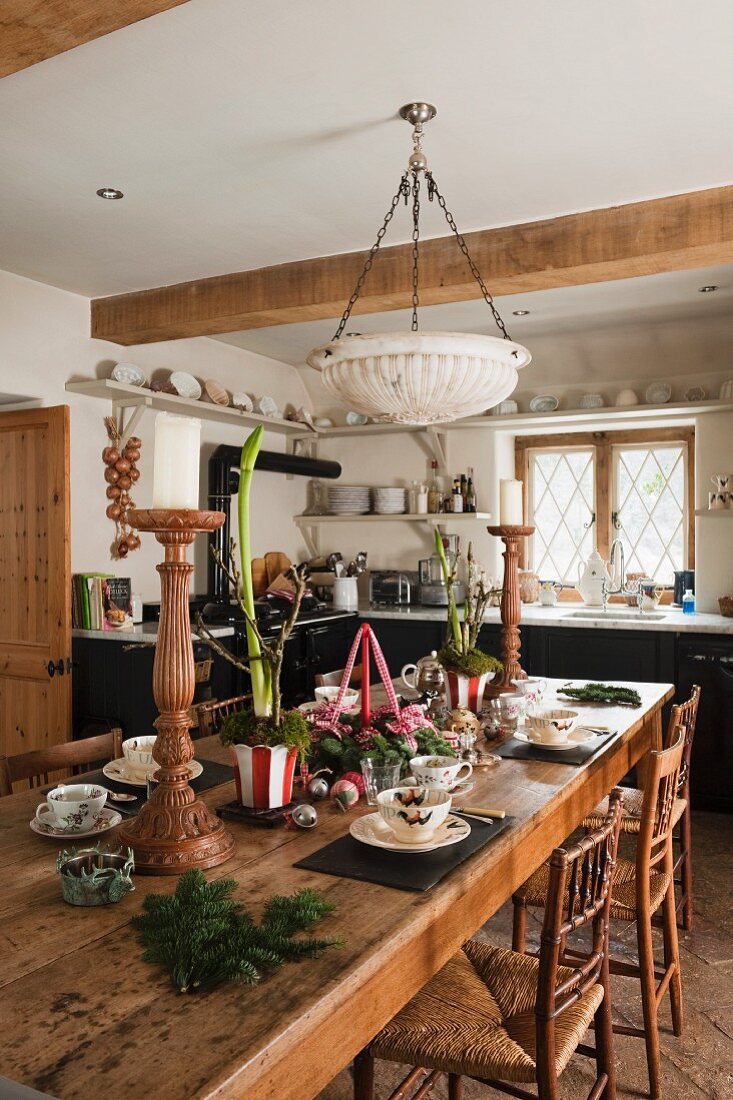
291, 803, 318, 829
307, 777, 330, 800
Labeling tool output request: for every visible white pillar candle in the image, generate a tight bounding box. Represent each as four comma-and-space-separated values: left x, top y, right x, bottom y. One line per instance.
499, 479, 524, 525
152, 413, 201, 509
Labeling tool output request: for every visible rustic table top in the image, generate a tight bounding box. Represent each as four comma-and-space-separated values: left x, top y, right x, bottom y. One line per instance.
0, 679, 673, 1100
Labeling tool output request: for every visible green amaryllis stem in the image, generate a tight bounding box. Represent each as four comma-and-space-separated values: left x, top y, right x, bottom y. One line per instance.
238, 426, 272, 717
434, 528, 461, 651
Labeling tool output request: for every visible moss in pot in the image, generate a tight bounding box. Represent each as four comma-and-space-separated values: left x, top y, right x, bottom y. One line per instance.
434, 530, 503, 713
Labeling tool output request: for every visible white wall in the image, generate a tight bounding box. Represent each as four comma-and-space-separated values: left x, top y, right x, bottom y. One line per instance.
0, 268, 311, 601
695, 412, 733, 612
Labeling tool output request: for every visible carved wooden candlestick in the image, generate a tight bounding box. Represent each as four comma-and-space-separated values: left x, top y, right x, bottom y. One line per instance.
118, 509, 235, 874
485, 525, 535, 696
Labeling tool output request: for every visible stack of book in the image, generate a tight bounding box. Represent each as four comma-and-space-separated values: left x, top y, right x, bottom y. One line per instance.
72, 575, 133, 631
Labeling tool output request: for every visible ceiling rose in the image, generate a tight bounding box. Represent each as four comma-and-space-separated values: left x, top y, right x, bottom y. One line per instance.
307, 102, 531, 425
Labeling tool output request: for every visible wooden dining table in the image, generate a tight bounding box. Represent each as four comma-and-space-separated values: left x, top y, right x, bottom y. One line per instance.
0, 678, 672, 1100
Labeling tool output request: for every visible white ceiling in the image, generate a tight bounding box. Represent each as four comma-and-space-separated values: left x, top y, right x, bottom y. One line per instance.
1, 0, 733, 299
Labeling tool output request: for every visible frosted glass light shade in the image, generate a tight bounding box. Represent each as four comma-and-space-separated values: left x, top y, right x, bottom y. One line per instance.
307, 331, 531, 425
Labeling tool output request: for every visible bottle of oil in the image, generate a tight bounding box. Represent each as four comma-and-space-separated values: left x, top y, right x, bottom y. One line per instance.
428, 461, 442, 514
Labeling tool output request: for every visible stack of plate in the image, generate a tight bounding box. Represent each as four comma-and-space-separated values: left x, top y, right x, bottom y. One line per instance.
327, 485, 371, 515
372, 487, 406, 514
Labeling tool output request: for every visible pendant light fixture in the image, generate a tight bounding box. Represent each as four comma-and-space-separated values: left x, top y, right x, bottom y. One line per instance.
307, 102, 531, 425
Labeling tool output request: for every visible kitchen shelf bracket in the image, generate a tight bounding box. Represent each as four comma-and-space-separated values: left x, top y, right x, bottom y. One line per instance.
286, 432, 319, 480
421, 427, 449, 473
298, 522, 320, 558
112, 399, 149, 448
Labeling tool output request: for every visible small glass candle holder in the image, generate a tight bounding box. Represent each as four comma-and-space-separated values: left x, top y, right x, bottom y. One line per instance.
457, 730, 478, 764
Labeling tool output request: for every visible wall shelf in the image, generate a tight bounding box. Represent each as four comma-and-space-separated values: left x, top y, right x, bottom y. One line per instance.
694, 508, 733, 516
65, 379, 313, 445
294, 511, 492, 556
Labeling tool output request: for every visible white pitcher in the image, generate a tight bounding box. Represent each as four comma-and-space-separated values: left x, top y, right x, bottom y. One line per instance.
576, 549, 610, 606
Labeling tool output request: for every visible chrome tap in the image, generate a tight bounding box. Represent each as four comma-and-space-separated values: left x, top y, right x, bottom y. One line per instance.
601, 538, 642, 612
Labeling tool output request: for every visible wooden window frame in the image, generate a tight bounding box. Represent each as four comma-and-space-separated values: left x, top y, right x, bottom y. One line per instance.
515, 427, 695, 595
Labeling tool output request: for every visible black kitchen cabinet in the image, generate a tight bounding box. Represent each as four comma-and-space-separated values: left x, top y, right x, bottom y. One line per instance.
359, 617, 444, 679
72, 634, 237, 739
677, 635, 733, 813
528, 627, 676, 685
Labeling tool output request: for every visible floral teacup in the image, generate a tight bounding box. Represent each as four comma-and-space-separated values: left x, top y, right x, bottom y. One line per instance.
512, 677, 547, 710
36, 784, 108, 832
122, 736, 157, 776
409, 755, 472, 791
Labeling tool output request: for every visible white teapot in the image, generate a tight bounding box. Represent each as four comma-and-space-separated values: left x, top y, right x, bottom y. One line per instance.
576, 549, 611, 606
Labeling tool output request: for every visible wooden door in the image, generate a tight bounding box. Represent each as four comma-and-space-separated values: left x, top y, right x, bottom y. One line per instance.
0, 406, 71, 756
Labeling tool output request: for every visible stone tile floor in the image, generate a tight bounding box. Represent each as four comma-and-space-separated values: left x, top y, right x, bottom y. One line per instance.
318, 811, 733, 1099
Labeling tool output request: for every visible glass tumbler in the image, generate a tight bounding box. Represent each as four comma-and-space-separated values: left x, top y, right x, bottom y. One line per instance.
360, 760, 401, 806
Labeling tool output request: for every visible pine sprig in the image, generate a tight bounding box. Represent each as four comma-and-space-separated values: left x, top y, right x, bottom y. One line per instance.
132, 870, 342, 994
558, 682, 642, 707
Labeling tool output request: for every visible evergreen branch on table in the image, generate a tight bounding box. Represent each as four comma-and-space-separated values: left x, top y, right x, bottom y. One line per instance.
132, 870, 342, 994
558, 682, 642, 707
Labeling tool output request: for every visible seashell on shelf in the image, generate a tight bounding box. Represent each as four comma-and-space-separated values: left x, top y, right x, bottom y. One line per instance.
169, 371, 201, 400
150, 379, 178, 395
111, 363, 146, 387
204, 378, 229, 406
232, 392, 254, 412
253, 395, 280, 418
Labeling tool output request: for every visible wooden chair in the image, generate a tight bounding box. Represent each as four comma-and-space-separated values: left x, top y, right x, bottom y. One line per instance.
0, 728, 123, 796
315, 663, 363, 689
582, 684, 701, 929
353, 790, 625, 1100
513, 732, 685, 1099
196, 694, 252, 739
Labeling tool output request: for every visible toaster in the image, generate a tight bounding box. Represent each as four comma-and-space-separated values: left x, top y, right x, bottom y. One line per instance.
368, 570, 419, 606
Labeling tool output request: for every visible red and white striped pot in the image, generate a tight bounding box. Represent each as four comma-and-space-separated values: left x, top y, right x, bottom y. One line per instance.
443, 670, 493, 714
230, 744, 298, 810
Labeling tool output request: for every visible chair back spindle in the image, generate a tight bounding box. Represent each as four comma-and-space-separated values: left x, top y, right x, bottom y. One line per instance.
196, 695, 252, 740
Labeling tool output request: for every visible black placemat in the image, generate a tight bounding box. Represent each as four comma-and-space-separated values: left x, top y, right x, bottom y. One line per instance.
73, 758, 233, 815
494, 731, 618, 766
294, 814, 513, 892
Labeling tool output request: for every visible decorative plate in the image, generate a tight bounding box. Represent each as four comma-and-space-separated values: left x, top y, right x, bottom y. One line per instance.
514, 728, 595, 751
529, 394, 559, 413
350, 812, 471, 853
169, 372, 202, 400
111, 363, 147, 387
684, 386, 706, 402
31, 807, 122, 839
232, 391, 254, 412
204, 378, 229, 406
103, 757, 203, 787
645, 382, 672, 404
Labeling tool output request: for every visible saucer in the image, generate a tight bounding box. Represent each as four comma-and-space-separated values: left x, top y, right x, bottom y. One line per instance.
515, 728, 595, 751
31, 807, 122, 838
350, 812, 471, 853
404, 776, 475, 796
103, 757, 203, 787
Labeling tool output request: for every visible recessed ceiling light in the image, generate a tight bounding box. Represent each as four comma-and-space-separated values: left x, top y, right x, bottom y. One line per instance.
698, 285, 718, 293
512, 309, 530, 316
96, 187, 124, 200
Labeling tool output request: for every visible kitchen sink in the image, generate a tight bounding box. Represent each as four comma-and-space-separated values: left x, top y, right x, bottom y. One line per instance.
565, 610, 667, 621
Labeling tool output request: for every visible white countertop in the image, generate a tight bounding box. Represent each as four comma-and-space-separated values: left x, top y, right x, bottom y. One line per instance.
72, 623, 236, 643
360, 602, 733, 634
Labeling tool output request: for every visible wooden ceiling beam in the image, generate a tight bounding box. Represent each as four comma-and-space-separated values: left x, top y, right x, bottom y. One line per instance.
91, 185, 733, 346
1, 1, 191, 77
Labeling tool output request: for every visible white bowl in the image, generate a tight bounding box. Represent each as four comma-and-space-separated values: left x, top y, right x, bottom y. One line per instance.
530, 394, 559, 413
525, 709, 579, 744
314, 685, 360, 707
122, 736, 157, 775
376, 786, 452, 844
